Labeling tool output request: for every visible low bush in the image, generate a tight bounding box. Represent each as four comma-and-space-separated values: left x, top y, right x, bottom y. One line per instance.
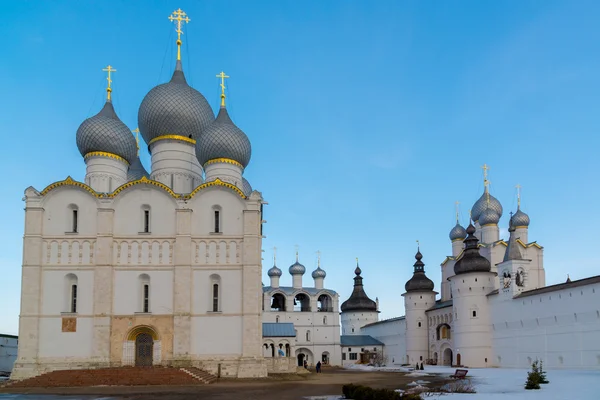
440, 379, 476, 393
342, 383, 422, 400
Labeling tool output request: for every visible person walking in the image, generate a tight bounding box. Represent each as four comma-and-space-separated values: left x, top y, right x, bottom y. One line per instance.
316, 361, 322, 373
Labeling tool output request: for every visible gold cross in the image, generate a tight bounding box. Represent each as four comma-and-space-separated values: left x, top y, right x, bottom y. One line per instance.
481, 163, 490, 191
216, 71, 230, 107
132, 128, 140, 154
455, 201, 460, 222
516, 184, 522, 208
168, 8, 191, 61
102, 65, 116, 101
273, 246, 277, 264
295, 245, 299, 261
316, 250, 321, 267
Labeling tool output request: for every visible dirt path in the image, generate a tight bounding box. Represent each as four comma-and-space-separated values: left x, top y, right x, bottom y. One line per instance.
0, 368, 451, 400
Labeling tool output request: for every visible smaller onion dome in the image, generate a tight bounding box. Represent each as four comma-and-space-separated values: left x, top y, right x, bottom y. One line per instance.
479, 207, 500, 226
405, 249, 435, 292
289, 253, 306, 275
196, 105, 252, 168
242, 177, 253, 197
312, 266, 326, 279
76, 100, 137, 164
449, 222, 467, 241
512, 208, 530, 228
127, 156, 149, 181
454, 223, 492, 274
471, 190, 503, 222
268, 264, 282, 277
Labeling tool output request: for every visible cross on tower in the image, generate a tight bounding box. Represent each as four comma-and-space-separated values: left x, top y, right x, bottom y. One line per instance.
168, 8, 191, 61
273, 246, 277, 264
316, 250, 321, 267
216, 71, 230, 107
455, 201, 460, 222
516, 184, 522, 208
294, 244, 299, 261
102, 65, 116, 101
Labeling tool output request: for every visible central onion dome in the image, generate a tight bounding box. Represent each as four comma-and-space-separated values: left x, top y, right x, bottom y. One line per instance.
340, 263, 377, 312
196, 105, 252, 168
449, 222, 467, 241
405, 249, 434, 292
471, 190, 503, 222
138, 60, 214, 145
312, 266, 326, 279
268, 264, 282, 278
76, 100, 137, 164
479, 206, 500, 226
512, 208, 530, 228
454, 223, 491, 274
289, 256, 306, 275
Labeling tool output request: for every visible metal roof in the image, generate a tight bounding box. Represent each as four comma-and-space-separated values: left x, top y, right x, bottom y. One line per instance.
263, 286, 338, 296
262, 323, 296, 338
514, 275, 600, 298
362, 316, 405, 329
340, 335, 384, 346
426, 299, 453, 312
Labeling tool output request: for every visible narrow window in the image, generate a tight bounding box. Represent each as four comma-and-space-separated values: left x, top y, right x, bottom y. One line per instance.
144, 210, 150, 233
342, 353, 346, 360
472, 310, 477, 318
276, 316, 280, 323
214, 210, 220, 233
306, 330, 311, 341
418, 322, 422, 327
72, 210, 78, 233
143, 284, 149, 313
212, 283, 219, 312
71, 284, 78, 313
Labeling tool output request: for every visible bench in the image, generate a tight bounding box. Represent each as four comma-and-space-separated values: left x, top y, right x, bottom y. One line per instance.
450, 369, 468, 379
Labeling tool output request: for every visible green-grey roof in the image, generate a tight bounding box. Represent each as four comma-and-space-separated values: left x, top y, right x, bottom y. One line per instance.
262, 323, 296, 337
263, 286, 338, 296
426, 299, 453, 312
340, 335, 384, 346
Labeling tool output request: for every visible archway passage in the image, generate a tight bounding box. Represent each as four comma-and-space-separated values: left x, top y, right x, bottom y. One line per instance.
297, 353, 305, 367
442, 348, 453, 366
135, 333, 154, 366
456, 353, 462, 366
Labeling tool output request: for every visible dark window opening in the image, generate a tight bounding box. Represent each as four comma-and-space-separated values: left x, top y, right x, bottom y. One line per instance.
212, 284, 219, 312
418, 322, 422, 327
214, 211, 220, 233
71, 284, 77, 313
144, 210, 150, 233
143, 284, 149, 313
72, 210, 78, 233
472, 310, 477, 317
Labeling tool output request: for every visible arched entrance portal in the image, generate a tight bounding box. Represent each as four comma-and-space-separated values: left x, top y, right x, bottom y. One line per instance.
123, 325, 160, 367
135, 333, 154, 366
297, 353, 305, 367
442, 348, 453, 366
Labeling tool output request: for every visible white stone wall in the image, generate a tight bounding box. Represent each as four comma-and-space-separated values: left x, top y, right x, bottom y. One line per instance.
341, 311, 378, 335
403, 291, 436, 365
490, 280, 600, 369
150, 140, 203, 193
360, 318, 406, 365
341, 345, 384, 367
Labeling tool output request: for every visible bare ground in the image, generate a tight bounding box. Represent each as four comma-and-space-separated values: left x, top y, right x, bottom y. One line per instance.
0, 368, 451, 399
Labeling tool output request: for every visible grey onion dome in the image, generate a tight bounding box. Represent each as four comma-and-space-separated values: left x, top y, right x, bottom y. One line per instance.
479, 207, 500, 226
76, 100, 138, 164
267, 265, 282, 277
471, 190, 503, 222
138, 60, 214, 145
454, 223, 492, 274
405, 249, 435, 292
340, 263, 377, 312
449, 222, 467, 241
312, 266, 326, 279
289, 260, 306, 275
241, 177, 253, 196
196, 106, 252, 168
127, 156, 149, 181
512, 208, 530, 228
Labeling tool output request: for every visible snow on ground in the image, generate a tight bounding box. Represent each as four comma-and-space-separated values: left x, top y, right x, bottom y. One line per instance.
344, 365, 599, 399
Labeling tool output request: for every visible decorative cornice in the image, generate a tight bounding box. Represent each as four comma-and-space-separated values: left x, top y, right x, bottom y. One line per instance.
187, 178, 246, 199
516, 239, 542, 249
148, 134, 196, 146
84, 151, 129, 166
110, 176, 179, 199
40, 176, 101, 198
203, 158, 244, 169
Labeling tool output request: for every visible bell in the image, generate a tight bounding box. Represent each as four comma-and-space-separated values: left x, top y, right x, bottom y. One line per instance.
271, 296, 283, 309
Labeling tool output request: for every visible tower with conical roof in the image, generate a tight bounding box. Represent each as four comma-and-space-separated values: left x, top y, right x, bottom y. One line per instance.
402, 246, 436, 365
137, 9, 213, 193
340, 260, 379, 335
448, 222, 496, 367
76, 65, 138, 192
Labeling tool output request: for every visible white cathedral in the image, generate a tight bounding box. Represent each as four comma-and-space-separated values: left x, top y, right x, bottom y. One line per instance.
11, 9, 600, 382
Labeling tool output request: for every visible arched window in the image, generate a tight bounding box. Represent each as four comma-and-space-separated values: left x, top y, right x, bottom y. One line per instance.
323, 316, 327, 325
210, 274, 221, 312
138, 274, 150, 313
306, 330, 311, 341
64, 274, 78, 313
293, 293, 311, 312
141, 205, 151, 233
317, 294, 332, 312
212, 205, 222, 233
276, 315, 280, 323
67, 204, 78, 233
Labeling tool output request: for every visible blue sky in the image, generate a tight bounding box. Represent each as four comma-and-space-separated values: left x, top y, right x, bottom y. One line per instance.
1, 1, 600, 334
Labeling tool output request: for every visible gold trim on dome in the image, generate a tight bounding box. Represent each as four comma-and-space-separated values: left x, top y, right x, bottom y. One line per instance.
148, 134, 196, 146
451, 238, 464, 242
84, 151, 129, 165
110, 176, 180, 199
187, 178, 246, 199
40, 176, 101, 197
481, 223, 498, 227
203, 158, 244, 169
514, 226, 528, 229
